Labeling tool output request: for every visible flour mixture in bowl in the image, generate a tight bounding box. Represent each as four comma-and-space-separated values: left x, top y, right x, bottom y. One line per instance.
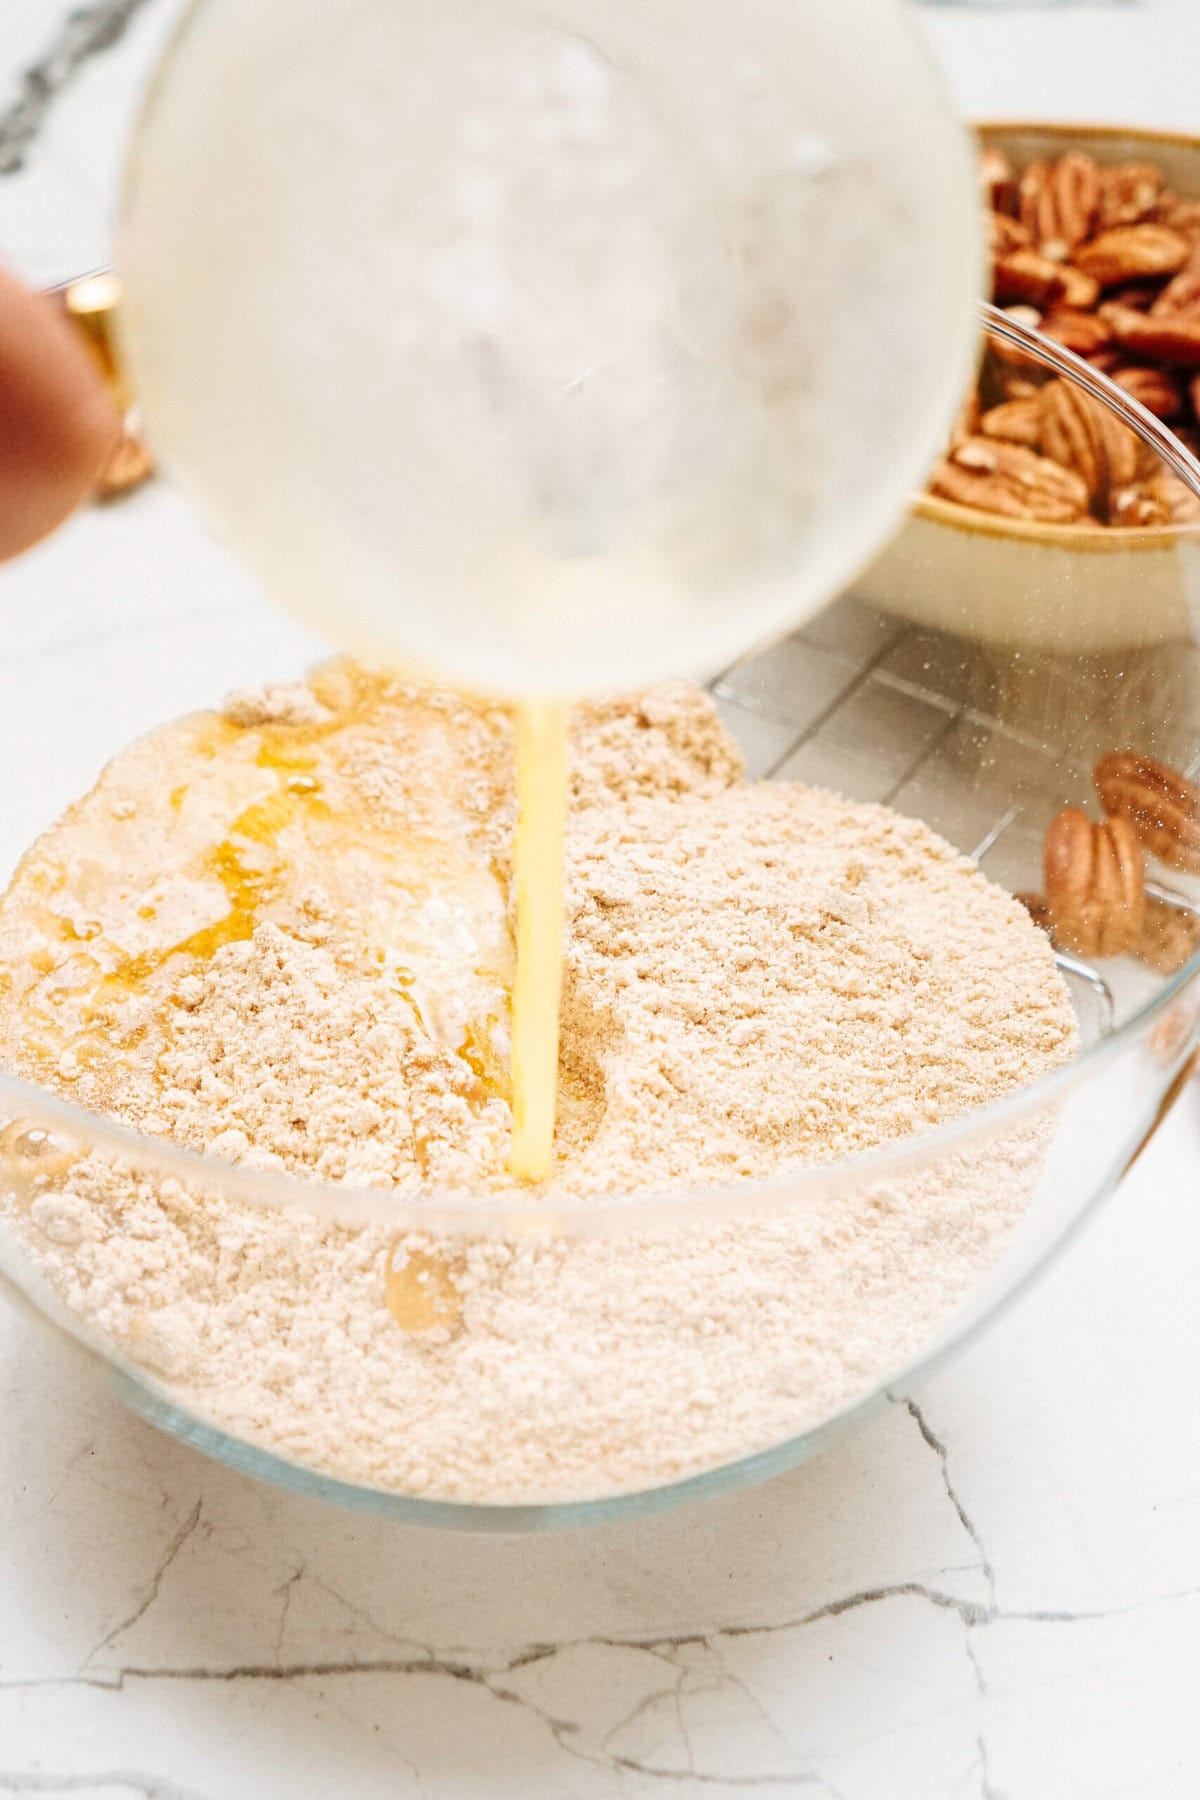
0, 665, 1076, 1503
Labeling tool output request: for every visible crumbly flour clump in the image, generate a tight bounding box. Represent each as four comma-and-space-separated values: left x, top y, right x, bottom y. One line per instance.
0, 662, 1076, 1503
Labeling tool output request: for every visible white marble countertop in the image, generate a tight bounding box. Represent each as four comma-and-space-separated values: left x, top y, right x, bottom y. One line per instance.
1, 4, 1199, 1796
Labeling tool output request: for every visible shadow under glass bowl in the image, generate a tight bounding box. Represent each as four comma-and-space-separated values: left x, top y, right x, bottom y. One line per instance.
1, 303, 1199, 1529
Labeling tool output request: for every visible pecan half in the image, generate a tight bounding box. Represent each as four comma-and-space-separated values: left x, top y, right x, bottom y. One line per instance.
1098, 404, 1143, 492
1094, 751, 1200, 872
1014, 886, 1198, 972
1136, 895, 1200, 974
929, 437, 1089, 523
1156, 199, 1200, 242
1039, 381, 1103, 498
1111, 365, 1184, 418
1040, 308, 1112, 356
1145, 470, 1200, 523
1074, 225, 1189, 288
1110, 483, 1171, 527
993, 249, 1069, 307
979, 397, 1043, 448
1040, 378, 1139, 509
1100, 303, 1200, 365
1057, 265, 1102, 311
1044, 808, 1145, 957
1020, 151, 1101, 259
1150, 245, 1200, 317
1097, 162, 1164, 229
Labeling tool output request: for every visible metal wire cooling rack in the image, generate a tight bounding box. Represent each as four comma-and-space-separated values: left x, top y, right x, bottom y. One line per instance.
710, 589, 1200, 1044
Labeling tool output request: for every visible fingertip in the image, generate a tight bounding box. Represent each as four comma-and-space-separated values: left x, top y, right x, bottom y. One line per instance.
0, 267, 125, 560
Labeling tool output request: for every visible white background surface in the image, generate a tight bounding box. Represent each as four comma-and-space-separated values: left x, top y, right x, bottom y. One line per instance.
1, 3, 1199, 1795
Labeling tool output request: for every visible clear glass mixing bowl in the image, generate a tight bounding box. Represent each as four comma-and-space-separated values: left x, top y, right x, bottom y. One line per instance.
1, 304, 1198, 1529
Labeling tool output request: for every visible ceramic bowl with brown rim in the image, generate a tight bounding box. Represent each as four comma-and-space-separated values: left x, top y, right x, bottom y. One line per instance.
865, 123, 1200, 653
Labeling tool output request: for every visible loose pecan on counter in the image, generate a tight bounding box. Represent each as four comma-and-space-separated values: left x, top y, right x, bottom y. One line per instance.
1043, 808, 1145, 958
1093, 751, 1200, 873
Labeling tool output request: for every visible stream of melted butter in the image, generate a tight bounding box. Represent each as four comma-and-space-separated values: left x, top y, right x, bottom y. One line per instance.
508, 701, 568, 1184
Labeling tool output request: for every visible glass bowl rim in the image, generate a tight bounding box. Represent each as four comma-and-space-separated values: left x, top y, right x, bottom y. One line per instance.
1, 1051, 1161, 1529
1, 301, 1198, 1238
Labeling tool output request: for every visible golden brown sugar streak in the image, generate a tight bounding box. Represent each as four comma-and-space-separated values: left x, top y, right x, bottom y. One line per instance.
509, 700, 569, 1182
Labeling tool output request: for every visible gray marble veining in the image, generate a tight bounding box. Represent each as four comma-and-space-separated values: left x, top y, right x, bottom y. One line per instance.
0, 0, 158, 176
1, 2, 1199, 1794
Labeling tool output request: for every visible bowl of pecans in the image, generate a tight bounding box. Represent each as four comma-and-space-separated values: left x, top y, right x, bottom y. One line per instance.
866, 125, 1200, 652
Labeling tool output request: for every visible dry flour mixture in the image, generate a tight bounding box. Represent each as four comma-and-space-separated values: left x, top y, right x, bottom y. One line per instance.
0, 665, 1075, 1501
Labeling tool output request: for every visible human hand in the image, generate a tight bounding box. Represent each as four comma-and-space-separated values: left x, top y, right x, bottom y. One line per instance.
0, 266, 123, 561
